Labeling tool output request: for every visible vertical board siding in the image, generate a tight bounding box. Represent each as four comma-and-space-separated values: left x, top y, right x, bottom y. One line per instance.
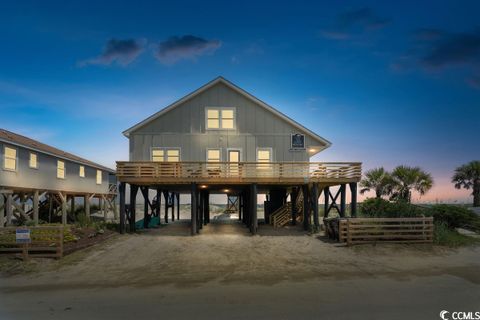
130, 82, 325, 162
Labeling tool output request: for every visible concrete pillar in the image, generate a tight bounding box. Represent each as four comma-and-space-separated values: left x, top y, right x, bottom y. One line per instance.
85, 195, 91, 221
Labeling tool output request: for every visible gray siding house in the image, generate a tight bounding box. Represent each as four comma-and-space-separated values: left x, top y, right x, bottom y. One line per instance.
0, 129, 116, 226
123, 77, 331, 163
117, 77, 361, 235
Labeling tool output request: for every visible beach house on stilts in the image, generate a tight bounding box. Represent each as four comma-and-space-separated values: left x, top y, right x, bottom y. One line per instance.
117, 77, 361, 235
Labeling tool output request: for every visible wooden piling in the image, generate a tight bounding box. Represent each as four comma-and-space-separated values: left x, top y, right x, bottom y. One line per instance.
191, 183, 197, 236
119, 182, 126, 234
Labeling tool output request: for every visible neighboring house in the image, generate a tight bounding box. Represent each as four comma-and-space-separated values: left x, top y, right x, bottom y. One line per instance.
0, 129, 116, 226
117, 77, 362, 235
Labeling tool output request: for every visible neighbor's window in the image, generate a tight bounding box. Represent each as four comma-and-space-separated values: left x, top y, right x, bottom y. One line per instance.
207, 149, 221, 162
79, 165, 85, 177
166, 149, 180, 162
257, 149, 272, 162
57, 160, 65, 179
29, 152, 38, 169
206, 108, 235, 129
152, 149, 164, 162
3, 146, 17, 171
96, 170, 102, 185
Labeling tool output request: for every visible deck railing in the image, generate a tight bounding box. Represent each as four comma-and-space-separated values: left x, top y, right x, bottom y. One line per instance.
116, 161, 362, 184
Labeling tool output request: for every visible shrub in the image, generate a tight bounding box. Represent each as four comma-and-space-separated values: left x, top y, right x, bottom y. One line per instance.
433, 221, 479, 247
360, 198, 429, 218
430, 204, 480, 232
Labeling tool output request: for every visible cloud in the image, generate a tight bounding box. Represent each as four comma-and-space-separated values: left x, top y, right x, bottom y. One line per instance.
154, 35, 221, 64
420, 31, 480, 68
321, 7, 390, 40
79, 38, 145, 67
392, 28, 480, 90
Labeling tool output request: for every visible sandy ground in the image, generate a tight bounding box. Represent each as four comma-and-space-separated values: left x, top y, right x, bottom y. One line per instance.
0, 221, 479, 320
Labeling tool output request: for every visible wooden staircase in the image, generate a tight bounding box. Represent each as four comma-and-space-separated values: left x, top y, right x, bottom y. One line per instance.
270, 188, 304, 228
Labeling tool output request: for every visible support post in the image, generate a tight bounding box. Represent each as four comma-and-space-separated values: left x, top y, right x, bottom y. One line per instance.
141, 187, 149, 229
119, 182, 126, 234
324, 187, 330, 218
6, 194, 13, 226
199, 191, 204, 229
85, 195, 91, 221
204, 191, 209, 224
291, 187, 298, 225
156, 188, 161, 217
191, 183, 197, 236
176, 193, 180, 220
130, 185, 139, 232
311, 184, 320, 229
349, 183, 357, 217
340, 184, 346, 218
70, 196, 75, 216
33, 190, 39, 225
60, 193, 67, 225
250, 184, 258, 235
103, 196, 107, 222
163, 191, 169, 223
302, 185, 310, 231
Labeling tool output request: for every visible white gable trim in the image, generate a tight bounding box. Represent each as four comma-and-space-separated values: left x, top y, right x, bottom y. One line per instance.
122, 77, 332, 150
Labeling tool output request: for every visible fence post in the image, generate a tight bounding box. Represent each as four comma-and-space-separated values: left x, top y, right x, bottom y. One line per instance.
347, 219, 352, 246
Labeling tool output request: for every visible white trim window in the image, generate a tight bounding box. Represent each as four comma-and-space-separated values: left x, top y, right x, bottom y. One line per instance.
257, 148, 272, 162
79, 165, 85, 178
166, 149, 180, 162
3, 146, 17, 171
206, 107, 236, 129
29, 152, 38, 169
57, 160, 65, 179
152, 149, 164, 162
207, 149, 221, 162
96, 170, 102, 185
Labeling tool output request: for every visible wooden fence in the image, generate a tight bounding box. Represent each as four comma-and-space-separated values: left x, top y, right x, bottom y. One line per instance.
0, 226, 64, 259
338, 217, 434, 245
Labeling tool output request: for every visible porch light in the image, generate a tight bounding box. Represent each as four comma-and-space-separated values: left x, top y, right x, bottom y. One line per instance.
200, 185, 208, 189
223, 189, 230, 193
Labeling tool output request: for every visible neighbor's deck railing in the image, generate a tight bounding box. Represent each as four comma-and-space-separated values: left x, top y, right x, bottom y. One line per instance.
116, 161, 362, 184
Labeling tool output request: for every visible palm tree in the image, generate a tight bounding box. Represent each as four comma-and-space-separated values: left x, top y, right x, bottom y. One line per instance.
359, 167, 393, 198
390, 165, 433, 203
452, 161, 480, 207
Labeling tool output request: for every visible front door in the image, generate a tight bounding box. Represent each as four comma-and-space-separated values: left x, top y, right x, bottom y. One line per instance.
228, 150, 241, 176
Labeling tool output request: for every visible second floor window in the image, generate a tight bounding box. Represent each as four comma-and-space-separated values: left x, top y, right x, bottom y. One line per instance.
79, 165, 85, 177
29, 152, 38, 169
3, 146, 16, 171
96, 170, 102, 184
206, 108, 235, 129
151, 148, 180, 162
57, 160, 65, 179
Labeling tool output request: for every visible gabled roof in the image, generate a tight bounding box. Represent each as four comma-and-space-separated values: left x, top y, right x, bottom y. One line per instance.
0, 129, 115, 173
123, 77, 332, 150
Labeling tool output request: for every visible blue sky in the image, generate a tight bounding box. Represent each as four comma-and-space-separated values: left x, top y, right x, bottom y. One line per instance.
1, 0, 479, 202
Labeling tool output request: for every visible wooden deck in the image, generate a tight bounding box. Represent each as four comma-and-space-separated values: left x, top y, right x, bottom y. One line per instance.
116, 161, 362, 185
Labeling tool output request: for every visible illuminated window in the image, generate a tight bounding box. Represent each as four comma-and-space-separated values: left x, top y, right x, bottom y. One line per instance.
57, 160, 65, 179
207, 109, 220, 129
221, 109, 234, 129
3, 146, 17, 171
96, 170, 102, 185
29, 152, 38, 169
79, 165, 85, 177
257, 149, 272, 162
206, 108, 235, 129
207, 149, 221, 162
152, 149, 164, 162
166, 149, 180, 162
